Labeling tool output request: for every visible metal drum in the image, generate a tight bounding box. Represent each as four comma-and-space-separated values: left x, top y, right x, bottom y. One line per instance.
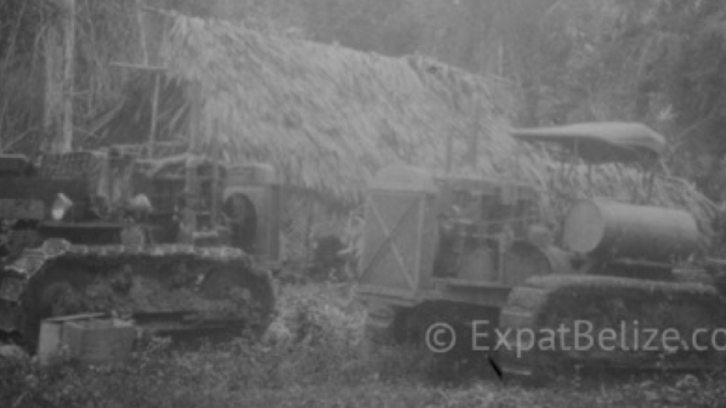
562, 199, 700, 261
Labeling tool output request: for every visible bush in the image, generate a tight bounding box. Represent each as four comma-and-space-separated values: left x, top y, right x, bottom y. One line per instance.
0, 283, 429, 407
4, 283, 726, 408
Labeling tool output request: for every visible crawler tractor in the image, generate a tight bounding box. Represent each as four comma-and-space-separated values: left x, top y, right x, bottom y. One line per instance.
356, 122, 726, 379
0, 145, 280, 348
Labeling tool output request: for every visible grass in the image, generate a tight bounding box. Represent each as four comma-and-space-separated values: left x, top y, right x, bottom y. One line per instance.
2, 283, 726, 407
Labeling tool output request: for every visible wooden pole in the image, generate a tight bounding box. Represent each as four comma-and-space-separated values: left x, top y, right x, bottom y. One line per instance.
182, 81, 202, 235
498, 41, 503, 77
445, 135, 453, 174
60, 0, 75, 153
188, 82, 202, 154
469, 95, 479, 170
109, 62, 165, 71
136, 0, 149, 65
148, 72, 160, 157
44, 21, 63, 153
210, 119, 220, 228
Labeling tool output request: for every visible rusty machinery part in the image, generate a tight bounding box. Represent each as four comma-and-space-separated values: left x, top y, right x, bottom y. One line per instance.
0, 239, 276, 349
498, 274, 726, 381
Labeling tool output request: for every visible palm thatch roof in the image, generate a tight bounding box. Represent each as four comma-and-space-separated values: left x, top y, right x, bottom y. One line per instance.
94, 13, 513, 200
93, 13, 717, 241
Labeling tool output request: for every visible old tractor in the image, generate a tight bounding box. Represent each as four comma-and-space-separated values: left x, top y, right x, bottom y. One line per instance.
0, 144, 280, 349
355, 122, 726, 379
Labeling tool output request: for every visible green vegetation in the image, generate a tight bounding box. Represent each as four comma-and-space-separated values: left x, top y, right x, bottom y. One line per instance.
2, 284, 726, 408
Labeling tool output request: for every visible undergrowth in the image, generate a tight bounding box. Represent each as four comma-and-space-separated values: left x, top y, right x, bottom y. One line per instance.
2, 284, 726, 408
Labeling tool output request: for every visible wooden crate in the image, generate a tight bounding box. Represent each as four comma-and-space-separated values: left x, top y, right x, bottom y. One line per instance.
357, 166, 439, 302
38, 313, 136, 365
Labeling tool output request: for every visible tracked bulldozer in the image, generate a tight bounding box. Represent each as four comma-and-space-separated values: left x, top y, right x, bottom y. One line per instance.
0, 144, 280, 349
355, 122, 726, 380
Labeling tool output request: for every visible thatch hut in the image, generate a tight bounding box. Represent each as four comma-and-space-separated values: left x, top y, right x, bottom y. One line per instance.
92, 12, 716, 258
94, 13, 514, 201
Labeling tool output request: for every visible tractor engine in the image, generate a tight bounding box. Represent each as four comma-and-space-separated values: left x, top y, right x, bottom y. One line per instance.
0, 149, 280, 261
432, 178, 553, 285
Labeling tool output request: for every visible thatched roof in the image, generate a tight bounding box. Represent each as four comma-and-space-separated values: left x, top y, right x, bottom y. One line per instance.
93, 14, 717, 241
94, 14, 513, 201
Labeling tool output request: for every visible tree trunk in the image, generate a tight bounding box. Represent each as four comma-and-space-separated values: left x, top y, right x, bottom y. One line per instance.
60, 0, 75, 153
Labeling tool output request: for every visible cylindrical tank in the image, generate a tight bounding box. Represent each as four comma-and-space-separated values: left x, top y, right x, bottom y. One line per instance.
561, 199, 700, 262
